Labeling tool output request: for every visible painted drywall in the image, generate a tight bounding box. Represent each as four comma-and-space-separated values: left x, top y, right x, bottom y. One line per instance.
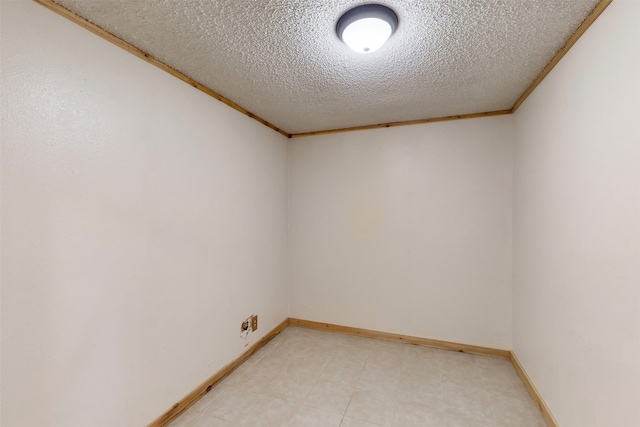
512, 1, 640, 426
0, 2, 288, 427
289, 116, 514, 349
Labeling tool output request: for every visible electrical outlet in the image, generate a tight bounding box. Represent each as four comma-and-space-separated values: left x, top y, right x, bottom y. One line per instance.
240, 316, 251, 339
240, 315, 257, 339
241, 319, 250, 333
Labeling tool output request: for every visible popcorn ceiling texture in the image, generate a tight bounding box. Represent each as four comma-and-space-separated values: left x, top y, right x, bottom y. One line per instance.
54, 0, 599, 134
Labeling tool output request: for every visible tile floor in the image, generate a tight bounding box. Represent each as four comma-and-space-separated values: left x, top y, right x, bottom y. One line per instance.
169, 326, 546, 427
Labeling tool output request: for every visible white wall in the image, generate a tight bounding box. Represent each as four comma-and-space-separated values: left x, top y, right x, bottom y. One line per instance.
289, 116, 514, 349
0, 2, 288, 427
4, 0, 638, 426
512, 2, 640, 426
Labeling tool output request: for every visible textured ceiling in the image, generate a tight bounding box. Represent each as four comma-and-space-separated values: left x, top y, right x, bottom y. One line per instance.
52, 0, 600, 134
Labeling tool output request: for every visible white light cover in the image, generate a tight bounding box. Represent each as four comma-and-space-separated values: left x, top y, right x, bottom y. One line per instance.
342, 17, 392, 54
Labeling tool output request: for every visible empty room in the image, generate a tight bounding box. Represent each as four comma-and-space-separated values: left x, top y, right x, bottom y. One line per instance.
1, 0, 638, 426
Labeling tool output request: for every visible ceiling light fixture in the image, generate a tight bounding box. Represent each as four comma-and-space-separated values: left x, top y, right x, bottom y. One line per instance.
337, 4, 398, 54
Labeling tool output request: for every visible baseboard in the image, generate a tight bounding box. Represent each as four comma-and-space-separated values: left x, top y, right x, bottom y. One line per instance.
288, 318, 511, 358
146, 318, 290, 427
292, 318, 556, 425
510, 352, 559, 427
148, 318, 555, 427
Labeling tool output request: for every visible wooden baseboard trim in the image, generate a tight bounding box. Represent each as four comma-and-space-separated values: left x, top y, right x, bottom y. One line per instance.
146, 318, 290, 427
510, 352, 559, 427
291, 319, 555, 425
148, 318, 556, 427
288, 318, 510, 359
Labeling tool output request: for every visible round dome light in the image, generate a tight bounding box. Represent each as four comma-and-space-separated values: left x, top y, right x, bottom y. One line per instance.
336, 4, 398, 54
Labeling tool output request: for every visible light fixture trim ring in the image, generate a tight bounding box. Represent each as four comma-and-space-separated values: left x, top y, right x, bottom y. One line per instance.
336, 4, 399, 38
336, 4, 399, 52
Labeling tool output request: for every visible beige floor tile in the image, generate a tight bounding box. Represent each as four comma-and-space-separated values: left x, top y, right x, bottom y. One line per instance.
251, 350, 291, 368
250, 345, 275, 364
391, 401, 447, 426
400, 359, 441, 381
287, 405, 343, 427
344, 390, 396, 425
260, 368, 317, 402
331, 345, 368, 367
304, 381, 355, 414
361, 338, 402, 353
168, 327, 546, 427
440, 357, 480, 378
439, 350, 478, 366
170, 410, 237, 427
492, 395, 547, 427
442, 383, 495, 420
220, 363, 254, 387
477, 359, 523, 387
339, 417, 383, 427
473, 355, 513, 370
278, 345, 333, 369
366, 350, 403, 371
356, 365, 399, 395
287, 358, 327, 378
393, 373, 441, 406
441, 368, 485, 390
320, 359, 365, 387
260, 334, 285, 350
477, 360, 531, 402
167, 406, 200, 427
236, 364, 286, 394
401, 343, 443, 360
205, 387, 266, 424
243, 395, 298, 427
444, 410, 496, 427
483, 374, 533, 402
190, 382, 236, 414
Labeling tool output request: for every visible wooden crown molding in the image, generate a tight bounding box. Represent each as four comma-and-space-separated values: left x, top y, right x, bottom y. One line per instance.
34, 0, 611, 138
289, 0, 613, 137
511, 0, 613, 112
33, 0, 292, 139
